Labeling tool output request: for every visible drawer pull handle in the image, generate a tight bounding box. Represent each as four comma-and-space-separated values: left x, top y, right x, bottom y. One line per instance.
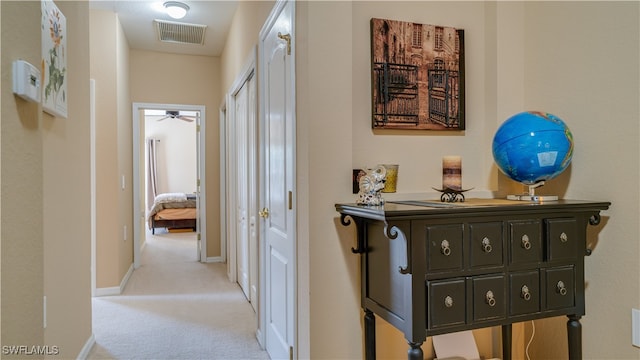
521, 234, 532, 250
481, 237, 493, 253
521, 285, 531, 301
444, 295, 454, 308
557, 281, 568, 296
441, 240, 451, 256
560, 232, 568, 243
485, 290, 496, 307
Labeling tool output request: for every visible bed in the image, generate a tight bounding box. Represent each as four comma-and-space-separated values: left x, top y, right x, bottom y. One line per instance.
148, 193, 197, 234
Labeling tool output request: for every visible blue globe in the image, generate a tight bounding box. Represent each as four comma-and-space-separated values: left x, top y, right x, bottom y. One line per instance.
492, 111, 573, 185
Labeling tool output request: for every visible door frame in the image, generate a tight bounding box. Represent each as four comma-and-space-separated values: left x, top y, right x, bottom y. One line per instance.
132, 102, 207, 267
218, 102, 228, 265
90, 79, 97, 297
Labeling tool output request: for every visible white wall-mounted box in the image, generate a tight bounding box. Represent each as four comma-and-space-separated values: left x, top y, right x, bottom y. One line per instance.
13, 60, 41, 103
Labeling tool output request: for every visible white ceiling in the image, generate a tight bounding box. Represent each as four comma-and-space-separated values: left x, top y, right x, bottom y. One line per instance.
89, 0, 239, 57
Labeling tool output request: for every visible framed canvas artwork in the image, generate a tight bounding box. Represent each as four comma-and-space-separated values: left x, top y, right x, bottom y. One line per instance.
371, 18, 464, 130
42, 0, 68, 118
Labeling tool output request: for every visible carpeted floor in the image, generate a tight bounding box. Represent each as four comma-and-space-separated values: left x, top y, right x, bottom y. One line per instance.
88, 230, 269, 360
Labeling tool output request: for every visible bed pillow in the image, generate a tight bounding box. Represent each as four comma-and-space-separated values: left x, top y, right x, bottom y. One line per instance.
155, 192, 187, 203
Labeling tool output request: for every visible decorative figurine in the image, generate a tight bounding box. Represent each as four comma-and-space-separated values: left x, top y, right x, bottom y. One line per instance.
356, 165, 387, 206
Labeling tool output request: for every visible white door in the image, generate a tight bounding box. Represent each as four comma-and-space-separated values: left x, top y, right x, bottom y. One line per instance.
247, 72, 259, 312
224, 52, 258, 306
259, 1, 296, 359
235, 83, 250, 299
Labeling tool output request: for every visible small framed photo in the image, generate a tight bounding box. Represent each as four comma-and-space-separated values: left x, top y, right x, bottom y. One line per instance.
353, 169, 366, 194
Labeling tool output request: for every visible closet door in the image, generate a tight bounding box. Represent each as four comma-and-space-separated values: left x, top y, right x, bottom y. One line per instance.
235, 80, 250, 300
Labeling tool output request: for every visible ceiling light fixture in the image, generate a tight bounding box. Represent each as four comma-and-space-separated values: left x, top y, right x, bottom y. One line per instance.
163, 1, 189, 19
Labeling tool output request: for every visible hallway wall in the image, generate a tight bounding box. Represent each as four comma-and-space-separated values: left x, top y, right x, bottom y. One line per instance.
90, 9, 133, 289
1, 1, 92, 358
130, 50, 221, 258
1, 1, 45, 351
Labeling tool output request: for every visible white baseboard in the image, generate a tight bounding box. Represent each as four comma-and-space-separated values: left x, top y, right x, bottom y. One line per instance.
255, 328, 265, 349
94, 263, 134, 297
94, 286, 120, 297
76, 333, 95, 360
206, 256, 223, 263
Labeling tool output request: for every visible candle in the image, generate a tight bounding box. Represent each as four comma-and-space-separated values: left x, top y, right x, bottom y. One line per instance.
442, 156, 462, 191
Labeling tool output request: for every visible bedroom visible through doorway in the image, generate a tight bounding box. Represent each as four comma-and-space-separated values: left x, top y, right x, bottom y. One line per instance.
132, 103, 207, 268
144, 109, 198, 236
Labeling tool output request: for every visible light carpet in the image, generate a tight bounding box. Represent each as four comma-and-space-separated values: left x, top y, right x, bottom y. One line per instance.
88, 230, 269, 360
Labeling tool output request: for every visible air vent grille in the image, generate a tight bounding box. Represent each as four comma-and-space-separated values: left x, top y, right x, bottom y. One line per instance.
154, 19, 207, 45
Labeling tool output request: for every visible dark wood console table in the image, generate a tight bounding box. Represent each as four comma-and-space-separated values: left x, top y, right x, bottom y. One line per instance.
336, 199, 610, 360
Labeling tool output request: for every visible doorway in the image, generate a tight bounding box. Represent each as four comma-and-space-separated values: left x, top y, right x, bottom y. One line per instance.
132, 102, 207, 268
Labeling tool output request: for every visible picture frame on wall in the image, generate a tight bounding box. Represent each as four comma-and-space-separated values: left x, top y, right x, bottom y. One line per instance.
371, 18, 465, 130
41, 0, 68, 118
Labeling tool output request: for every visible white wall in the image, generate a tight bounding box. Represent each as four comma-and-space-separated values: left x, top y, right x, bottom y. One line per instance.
521, 3, 639, 359
145, 114, 197, 196
350, 2, 497, 196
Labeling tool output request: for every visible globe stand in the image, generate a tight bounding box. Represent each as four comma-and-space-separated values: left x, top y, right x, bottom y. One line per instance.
507, 181, 558, 202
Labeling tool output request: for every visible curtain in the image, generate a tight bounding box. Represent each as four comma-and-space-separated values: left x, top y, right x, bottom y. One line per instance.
146, 138, 159, 213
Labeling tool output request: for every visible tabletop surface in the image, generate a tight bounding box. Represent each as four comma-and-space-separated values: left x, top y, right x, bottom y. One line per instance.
336, 198, 611, 220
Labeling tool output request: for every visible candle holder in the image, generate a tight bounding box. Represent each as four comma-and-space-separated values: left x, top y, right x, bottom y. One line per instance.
432, 187, 473, 202
381, 164, 399, 193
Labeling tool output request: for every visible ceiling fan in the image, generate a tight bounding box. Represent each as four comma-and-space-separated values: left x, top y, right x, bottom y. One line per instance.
155, 110, 196, 122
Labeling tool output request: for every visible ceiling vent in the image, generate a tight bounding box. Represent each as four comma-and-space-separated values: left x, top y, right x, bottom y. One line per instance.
154, 19, 207, 45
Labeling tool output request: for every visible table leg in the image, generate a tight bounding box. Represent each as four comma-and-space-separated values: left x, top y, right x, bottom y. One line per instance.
502, 323, 512, 360
364, 309, 376, 360
407, 342, 423, 360
567, 315, 582, 360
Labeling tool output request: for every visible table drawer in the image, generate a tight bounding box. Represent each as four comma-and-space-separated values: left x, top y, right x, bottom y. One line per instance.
509, 220, 542, 264
472, 275, 506, 321
426, 224, 464, 271
428, 279, 466, 328
469, 222, 503, 268
546, 266, 575, 310
509, 270, 540, 315
546, 218, 578, 261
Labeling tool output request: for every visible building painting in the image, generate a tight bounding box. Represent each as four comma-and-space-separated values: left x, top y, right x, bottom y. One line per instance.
371, 18, 464, 130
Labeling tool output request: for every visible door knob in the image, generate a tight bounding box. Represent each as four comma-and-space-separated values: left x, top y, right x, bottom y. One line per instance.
259, 208, 270, 218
